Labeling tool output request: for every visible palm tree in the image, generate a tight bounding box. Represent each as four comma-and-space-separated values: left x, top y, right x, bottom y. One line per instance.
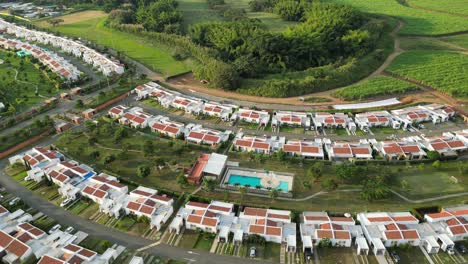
239, 187, 247, 203
269, 189, 278, 202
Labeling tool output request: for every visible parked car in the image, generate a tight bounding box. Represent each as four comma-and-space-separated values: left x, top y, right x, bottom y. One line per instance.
448, 248, 455, 255
64, 227, 74, 234
60, 198, 73, 207
49, 224, 61, 234
0, 194, 4, 200
9, 197, 20, 206
456, 244, 467, 254
249, 247, 256, 258
304, 248, 313, 260
390, 251, 400, 263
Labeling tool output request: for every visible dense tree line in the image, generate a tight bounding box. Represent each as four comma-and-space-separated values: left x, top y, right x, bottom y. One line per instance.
188, 2, 381, 83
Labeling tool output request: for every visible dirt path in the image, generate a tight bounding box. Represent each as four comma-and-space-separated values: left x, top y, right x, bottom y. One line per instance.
368, 20, 405, 78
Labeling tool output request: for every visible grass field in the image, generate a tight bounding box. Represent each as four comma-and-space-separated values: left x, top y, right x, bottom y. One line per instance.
387, 51, 468, 97
400, 37, 468, 51
325, 0, 468, 35
0, 50, 58, 113
35, 11, 191, 77
332, 76, 420, 101
178, 0, 297, 32
408, 0, 468, 16
54, 125, 207, 193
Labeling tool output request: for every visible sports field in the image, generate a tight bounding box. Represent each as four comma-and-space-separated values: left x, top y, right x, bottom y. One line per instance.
332, 76, 420, 101
35, 11, 192, 77
0, 50, 58, 113
408, 0, 468, 16
326, 0, 468, 35
387, 51, 468, 98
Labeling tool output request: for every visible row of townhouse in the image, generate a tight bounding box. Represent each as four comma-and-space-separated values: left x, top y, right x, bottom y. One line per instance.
0, 36, 81, 81
170, 201, 468, 258
109, 105, 232, 147
134, 82, 458, 132
0, 205, 120, 264
10, 147, 174, 231
170, 201, 297, 252
134, 82, 236, 120
0, 18, 124, 76
232, 131, 468, 160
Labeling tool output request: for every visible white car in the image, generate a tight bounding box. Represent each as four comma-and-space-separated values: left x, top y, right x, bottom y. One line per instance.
60, 198, 73, 207
9, 197, 20, 206
49, 224, 61, 234
65, 227, 74, 234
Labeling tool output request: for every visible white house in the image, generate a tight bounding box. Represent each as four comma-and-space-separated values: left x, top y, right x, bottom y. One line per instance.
272, 111, 311, 128
354, 111, 398, 130
232, 109, 270, 126
119, 107, 152, 129
325, 141, 373, 161
358, 212, 421, 255
373, 141, 426, 160
424, 205, 468, 242
202, 102, 235, 121
108, 105, 128, 119
312, 113, 351, 129
282, 140, 324, 159
150, 116, 185, 138
233, 134, 280, 155
185, 125, 230, 146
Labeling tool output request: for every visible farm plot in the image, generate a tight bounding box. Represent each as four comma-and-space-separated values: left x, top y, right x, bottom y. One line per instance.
407, 0, 468, 16
332, 76, 420, 101
325, 0, 468, 35
441, 34, 468, 50
387, 51, 468, 98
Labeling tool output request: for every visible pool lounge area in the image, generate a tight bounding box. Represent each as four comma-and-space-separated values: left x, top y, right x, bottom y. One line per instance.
222, 167, 294, 193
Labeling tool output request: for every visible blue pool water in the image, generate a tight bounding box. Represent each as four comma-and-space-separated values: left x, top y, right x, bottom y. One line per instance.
227, 174, 289, 192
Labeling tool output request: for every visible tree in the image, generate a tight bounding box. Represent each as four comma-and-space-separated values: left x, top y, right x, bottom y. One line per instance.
47, 18, 64, 27
176, 173, 188, 187
89, 150, 100, 159
239, 186, 247, 202
275, 149, 286, 161
113, 127, 128, 143
432, 160, 441, 169
426, 151, 441, 161
321, 178, 338, 191
203, 178, 217, 192
75, 99, 84, 108
269, 189, 279, 201
308, 162, 324, 181
142, 140, 155, 157
361, 179, 390, 201
104, 154, 116, 164
137, 165, 151, 178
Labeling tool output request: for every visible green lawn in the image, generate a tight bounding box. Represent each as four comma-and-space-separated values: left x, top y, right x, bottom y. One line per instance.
279, 126, 305, 134
332, 76, 420, 101
54, 124, 205, 193
408, 0, 468, 16
393, 162, 468, 199
392, 247, 429, 264
193, 232, 215, 251
387, 51, 468, 98
325, 0, 468, 35
35, 13, 191, 77
179, 230, 200, 249
178, 0, 223, 31
0, 50, 59, 114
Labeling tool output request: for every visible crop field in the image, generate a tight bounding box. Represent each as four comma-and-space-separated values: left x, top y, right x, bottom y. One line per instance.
326, 0, 468, 35
35, 11, 191, 77
178, 0, 297, 32
0, 50, 58, 113
408, 0, 468, 16
332, 76, 420, 101
441, 34, 468, 49
387, 51, 468, 98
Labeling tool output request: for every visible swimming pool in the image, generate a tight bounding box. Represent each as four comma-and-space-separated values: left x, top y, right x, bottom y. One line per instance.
227, 174, 289, 192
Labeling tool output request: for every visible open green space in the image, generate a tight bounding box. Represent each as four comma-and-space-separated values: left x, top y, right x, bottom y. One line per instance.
34, 13, 191, 77
326, 0, 468, 35
54, 123, 207, 193
317, 247, 377, 264
387, 50, 468, 98
332, 76, 420, 101
400, 37, 468, 51
392, 247, 429, 264
393, 162, 468, 199
0, 50, 59, 114
408, 0, 468, 16
0, 118, 53, 152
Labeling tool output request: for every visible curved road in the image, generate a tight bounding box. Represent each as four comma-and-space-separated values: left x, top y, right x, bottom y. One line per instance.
0, 159, 264, 264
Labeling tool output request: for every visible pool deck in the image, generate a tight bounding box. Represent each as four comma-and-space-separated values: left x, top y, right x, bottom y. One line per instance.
221, 167, 294, 192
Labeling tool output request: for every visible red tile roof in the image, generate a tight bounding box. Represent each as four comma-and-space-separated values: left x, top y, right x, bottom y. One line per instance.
244, 208, 267, 217
249, 225, 265, 235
